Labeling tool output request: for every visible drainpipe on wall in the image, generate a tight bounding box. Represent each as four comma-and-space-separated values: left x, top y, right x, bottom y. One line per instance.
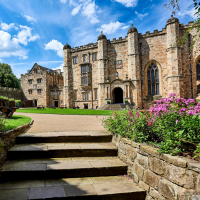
188, 33, 193, 99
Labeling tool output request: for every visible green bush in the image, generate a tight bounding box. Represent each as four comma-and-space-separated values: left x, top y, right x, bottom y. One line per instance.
15, 100, 21, 107
0, 96, 21, 107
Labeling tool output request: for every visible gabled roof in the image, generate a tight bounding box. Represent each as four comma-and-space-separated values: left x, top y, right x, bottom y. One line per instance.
28, 63, 60, 75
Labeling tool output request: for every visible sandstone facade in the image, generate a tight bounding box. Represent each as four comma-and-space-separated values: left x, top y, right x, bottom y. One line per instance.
63, 16, 200, 109
21, 63, 64, 107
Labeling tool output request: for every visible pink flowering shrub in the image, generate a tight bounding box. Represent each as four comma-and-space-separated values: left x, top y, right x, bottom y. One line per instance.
103, 94, 200, 156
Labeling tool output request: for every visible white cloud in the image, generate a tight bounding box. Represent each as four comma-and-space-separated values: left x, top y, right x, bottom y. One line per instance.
23, 15, 37, 22
60, 0, 67, 3
82, 1, 96, 18
90, 16, 100, 24
0, 30, 28, 59
0, 22, 18, 31
122, 25, 130, 30
14, 25, 40, 46
97, 21, 129, 34
113, 0, 138, 7
52, 63, 63, 72
0, 24, 40, 60
178, 7, 197, 19
71, 4, 82, 15
70, 0, 100, 24
135, 11, 148, 20
45, 40, 64, 57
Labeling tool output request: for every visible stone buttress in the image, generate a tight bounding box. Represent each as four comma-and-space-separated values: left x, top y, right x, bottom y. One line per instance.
127, 25, 142, 108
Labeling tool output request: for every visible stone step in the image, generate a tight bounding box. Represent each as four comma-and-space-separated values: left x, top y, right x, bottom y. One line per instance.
98, 103, 134, 110
7, 143, 118, 159
16, 131, 112, 144
0, 176, 146, 200
0, 157, 128, 181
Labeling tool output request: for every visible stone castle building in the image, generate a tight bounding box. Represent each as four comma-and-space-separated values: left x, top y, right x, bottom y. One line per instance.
21, 63, 64, 107
63, 15, 200, 109
21, 15, 200, 109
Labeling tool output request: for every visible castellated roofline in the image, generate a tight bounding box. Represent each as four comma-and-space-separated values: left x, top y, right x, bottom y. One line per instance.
70, 20, 195, 52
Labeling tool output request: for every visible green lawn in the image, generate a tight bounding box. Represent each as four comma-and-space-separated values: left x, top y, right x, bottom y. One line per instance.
16, 108, 113, 115
2, 115, 32, 132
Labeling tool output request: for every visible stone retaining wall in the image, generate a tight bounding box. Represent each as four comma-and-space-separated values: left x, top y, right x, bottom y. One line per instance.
0, 119, 34, 168
0, 86, 22, 100
112, 134, 200, 200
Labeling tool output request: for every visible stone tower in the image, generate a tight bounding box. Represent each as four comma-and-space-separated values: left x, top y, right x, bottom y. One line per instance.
166, 15, 183, 96
63, 43, 73, 108
97, 32, 107, 107
127, 25, 141, 108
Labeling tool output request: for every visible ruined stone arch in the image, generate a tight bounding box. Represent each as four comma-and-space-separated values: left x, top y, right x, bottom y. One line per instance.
144, 60, 163, 97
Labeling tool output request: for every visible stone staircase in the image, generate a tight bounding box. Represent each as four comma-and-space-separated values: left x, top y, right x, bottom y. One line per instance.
0, 131, 145, 200
98, 103, 134, 110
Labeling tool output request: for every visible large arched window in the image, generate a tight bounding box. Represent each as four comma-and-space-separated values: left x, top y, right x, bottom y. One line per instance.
196, 59, 200, 80
147, 63, 159, 95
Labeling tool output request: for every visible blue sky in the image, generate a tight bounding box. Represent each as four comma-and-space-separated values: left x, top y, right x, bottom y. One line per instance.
0, 0, 196, 78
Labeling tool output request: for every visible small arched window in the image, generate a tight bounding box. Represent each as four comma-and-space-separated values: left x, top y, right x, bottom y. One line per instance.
196, 59, 200, 80
147, 63, 159, 95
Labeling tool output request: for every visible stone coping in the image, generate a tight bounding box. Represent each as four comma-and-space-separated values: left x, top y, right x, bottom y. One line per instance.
114, 134, 200, 169
0, 118, 34, 167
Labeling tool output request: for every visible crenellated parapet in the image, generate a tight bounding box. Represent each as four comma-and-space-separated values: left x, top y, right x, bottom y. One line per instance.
71, 43, 98, 53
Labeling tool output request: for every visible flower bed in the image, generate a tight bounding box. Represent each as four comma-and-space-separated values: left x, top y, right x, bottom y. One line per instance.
102, 94, 200, 159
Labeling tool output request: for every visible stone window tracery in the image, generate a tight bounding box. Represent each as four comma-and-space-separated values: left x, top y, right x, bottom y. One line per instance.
95, 89, 98, 100
37, 79, 42, 83
73, 57, 77, 64
82, 93, 89, 101
81, 65, 90, 85
147, 63, 159, 95
92, 53, 97, 61
196, 59, 200, 80
83, 55, 87, 62
37, 89, 42, 94
75, 90, 77, 100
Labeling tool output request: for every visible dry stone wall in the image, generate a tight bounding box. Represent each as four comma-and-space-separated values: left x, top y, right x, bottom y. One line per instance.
0, 119, 34, 168
112, 134, 200, 200
0, 87, 22, 100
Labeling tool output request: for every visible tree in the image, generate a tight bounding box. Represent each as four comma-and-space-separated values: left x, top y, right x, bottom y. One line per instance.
0, 63, 21, 89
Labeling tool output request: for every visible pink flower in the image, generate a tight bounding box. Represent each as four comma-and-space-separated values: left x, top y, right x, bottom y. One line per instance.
128, 110, 133, 117
175, 120, 178, 124
147, 121, 152, 126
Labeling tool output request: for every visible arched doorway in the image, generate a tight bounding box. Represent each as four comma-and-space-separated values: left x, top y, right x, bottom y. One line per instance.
113, 87, 123, 103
